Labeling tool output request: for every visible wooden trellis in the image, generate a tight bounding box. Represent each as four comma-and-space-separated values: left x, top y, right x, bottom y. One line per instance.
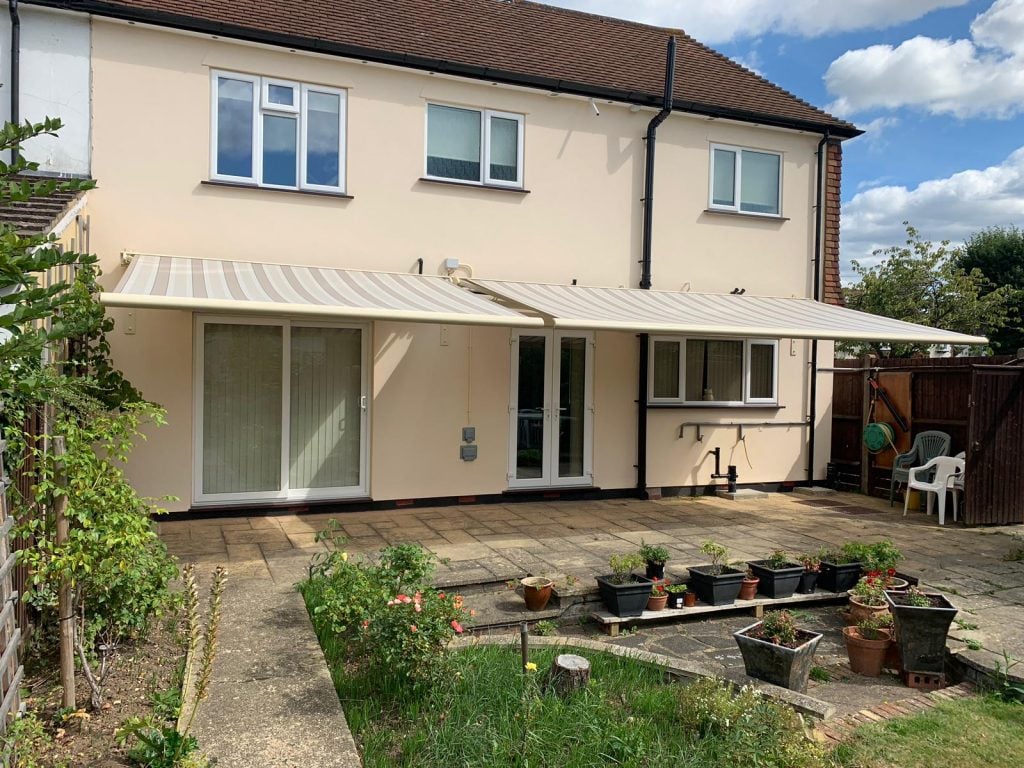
0, 402, 23, 733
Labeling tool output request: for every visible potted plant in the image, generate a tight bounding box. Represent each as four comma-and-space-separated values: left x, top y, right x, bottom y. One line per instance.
639, 540, 670, 580
858, 540, 903, 576
797, 552, 821, 594
688, 541, 745, 606
843, 616, 893, 677
818, 544, 863, 593
665, 583, 687, 609
595, 553, 652, 618
748, 549, 805, 599
738, 564, 760, 600
520, 576, 554, 612
734, 610, 823, 693
878, 613, 901, 670
848, 576, 889, 624
647, 581, 668, 612
885, 586, 958, 675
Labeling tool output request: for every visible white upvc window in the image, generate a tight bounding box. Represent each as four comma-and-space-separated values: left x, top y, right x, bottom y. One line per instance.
708, 143, 782, 216
425, 103, 525, 188
649, 337, 779, 405
211, 70, 347, 193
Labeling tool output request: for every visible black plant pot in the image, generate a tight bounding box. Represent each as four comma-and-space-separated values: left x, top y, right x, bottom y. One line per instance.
687, 566, 745, 606
818, 561, 863, 593
734, 623, 823, 693
748, 561, 805, 599
596, 574, 654, 617
645, 561, 666, 580
666, 593, 686, 610
885, 590, 958, 674
797, 571, 819, 594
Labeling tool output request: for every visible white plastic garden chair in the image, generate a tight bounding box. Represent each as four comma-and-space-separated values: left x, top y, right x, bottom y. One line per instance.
946, 451, 966, 523
904, 456, 965, 526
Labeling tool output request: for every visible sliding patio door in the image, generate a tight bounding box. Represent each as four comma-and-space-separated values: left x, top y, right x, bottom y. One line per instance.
508, 330, 593, 488
195, 317, 368, 505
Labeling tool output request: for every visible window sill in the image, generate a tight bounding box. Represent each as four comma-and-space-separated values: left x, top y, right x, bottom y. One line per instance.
702, 208, 788, 222
201, 179, 354, 199
646, 402, 784, 410
418, 177, 530, 194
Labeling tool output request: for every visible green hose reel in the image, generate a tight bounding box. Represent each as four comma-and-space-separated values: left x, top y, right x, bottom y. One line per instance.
863, 422, 895, 453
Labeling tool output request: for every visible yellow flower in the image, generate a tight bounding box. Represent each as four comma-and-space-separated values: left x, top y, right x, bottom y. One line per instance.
525, 662, 538, 672
340, 552, 349, 562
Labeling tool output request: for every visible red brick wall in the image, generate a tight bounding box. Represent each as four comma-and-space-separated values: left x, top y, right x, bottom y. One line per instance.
823, 140, 844, 306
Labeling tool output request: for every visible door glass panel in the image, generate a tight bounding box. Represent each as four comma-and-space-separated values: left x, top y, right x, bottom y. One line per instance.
289, 327, 362, 490
515, 335, 547, 480
558, 337, 587, 479
202, 323, 282, 494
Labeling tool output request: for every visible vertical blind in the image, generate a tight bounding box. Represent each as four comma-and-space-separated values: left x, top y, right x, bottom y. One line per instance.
685, 340, 743, 402
652, 340, 681, 398
202, 323, 283, 494
740, 150, 780, 214
749, 342, 775, 399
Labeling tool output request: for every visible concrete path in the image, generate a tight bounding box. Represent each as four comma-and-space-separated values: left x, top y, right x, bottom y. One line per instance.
163, 492, 1024, 764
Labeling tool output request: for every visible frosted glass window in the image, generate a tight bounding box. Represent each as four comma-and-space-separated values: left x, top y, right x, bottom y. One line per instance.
740, 150, 781, 214
489, 115, 519, 182
202, 324, 282, 494
685, 340, 743, 403
427, 104, 482, 181
749, 343, 776, 400
262, 114, 297, 187
289, 327, 363, 490
216, 77, 254, 179
712, 148, 736, 207
305, 90, 341, 187
652, 340, 681, 399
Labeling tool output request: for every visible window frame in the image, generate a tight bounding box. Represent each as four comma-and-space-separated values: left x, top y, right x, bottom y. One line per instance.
707, 142, 783, 217
210, 70, 347, 194
423, 102, 525, 189
647, 336, 779, 406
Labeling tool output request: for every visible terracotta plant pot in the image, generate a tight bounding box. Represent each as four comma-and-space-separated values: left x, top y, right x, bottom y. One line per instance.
647, 593, 668, 612
683, 592, 697, 607
521, 577, 554, 612
739, 576, 760, 601
847, 594, 889, 625
843, 626, 893, 677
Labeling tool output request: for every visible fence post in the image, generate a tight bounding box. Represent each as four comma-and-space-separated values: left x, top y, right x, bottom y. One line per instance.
859, 356, 871, 495
53, 435, 76, 710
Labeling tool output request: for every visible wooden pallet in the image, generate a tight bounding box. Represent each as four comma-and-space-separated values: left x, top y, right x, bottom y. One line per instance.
591, 590, 848, 636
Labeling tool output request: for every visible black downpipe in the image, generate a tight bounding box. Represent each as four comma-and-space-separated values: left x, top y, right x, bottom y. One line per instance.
808, 133, 830, 485
9, 0, 20, 158
636, 36, 676, 498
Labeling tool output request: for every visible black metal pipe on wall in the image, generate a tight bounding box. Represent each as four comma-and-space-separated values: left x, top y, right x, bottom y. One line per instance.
9, 1, 20, 141
636, 36, 676, 497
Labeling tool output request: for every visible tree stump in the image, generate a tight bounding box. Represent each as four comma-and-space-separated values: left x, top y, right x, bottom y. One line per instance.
546, 654, 591, 697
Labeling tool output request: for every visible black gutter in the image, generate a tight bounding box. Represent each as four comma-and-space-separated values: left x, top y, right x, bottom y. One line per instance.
636, 36, 676, 499
8, 0, 19, 159
807, 133, 830, 485
25, 0, 862, 139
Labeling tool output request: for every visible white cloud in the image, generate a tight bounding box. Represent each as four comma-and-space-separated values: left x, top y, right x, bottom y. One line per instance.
543, 1, 968, 43
841, 145, 1024, 277
826, 0, 1024, 118
852, 116, 900, 151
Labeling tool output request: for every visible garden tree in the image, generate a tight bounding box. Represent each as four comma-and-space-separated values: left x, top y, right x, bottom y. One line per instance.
957, 226, 1024, 354
0, 118, 173, 711
841, 223, 1011, 358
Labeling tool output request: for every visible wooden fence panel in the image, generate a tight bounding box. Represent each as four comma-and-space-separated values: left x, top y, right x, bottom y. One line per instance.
966, 367, 1024, 525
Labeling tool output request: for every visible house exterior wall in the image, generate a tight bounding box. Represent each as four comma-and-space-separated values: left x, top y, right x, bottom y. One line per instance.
80, 20, 835, 511
0, 6, 91, 175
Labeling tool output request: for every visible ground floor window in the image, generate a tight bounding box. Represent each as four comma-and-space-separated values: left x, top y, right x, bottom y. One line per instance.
195, 317, 367, 504
649, 337, 778, 405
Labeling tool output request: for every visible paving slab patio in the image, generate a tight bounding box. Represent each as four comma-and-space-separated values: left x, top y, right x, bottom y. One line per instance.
161, 491, 1024, 763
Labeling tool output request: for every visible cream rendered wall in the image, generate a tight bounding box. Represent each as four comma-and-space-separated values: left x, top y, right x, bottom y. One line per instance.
84, 21, 833, 509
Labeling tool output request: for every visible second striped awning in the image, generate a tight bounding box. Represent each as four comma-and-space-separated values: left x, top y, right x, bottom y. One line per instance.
101, 254, 539, 327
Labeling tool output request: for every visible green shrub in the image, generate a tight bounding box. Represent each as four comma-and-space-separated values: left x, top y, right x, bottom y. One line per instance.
0, 713, 64, 768
700, 540, 729, 575
639, 540, 670, 564
760, 610, 798, 646
608, 553, 644, 584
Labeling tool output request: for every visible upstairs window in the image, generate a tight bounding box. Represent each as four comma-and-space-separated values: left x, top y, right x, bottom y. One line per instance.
425, 103, 524, 188
211, 71, 346, 193
709, 143, 782, 216
649, 337, 779, 405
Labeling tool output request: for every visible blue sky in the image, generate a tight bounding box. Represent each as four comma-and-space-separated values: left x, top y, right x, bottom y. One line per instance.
546, 0, 1024, 280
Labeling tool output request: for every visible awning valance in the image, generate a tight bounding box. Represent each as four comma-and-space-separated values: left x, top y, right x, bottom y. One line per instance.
468, 279, 988, 345
100, 254, 539, 327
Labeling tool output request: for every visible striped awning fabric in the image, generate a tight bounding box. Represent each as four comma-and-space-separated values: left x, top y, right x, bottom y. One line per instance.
469, 279, 989, 344
101, 254, 539, 327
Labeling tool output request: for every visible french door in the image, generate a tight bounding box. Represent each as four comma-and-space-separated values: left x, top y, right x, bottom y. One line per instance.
194, 316, 369, 505
508, 330, 593, 488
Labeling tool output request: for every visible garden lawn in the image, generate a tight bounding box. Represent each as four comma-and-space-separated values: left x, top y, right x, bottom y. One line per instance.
835, 696, 1024, 768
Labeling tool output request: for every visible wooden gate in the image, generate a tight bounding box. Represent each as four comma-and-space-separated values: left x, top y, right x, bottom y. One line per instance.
966, 366, 1024, 525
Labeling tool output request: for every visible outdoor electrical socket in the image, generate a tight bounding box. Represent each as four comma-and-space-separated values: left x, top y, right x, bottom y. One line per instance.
462, 427, 476, 443
460, 445, 478, 462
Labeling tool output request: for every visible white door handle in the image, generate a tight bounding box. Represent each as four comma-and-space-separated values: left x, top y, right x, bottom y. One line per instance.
360, 395, 368, 411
